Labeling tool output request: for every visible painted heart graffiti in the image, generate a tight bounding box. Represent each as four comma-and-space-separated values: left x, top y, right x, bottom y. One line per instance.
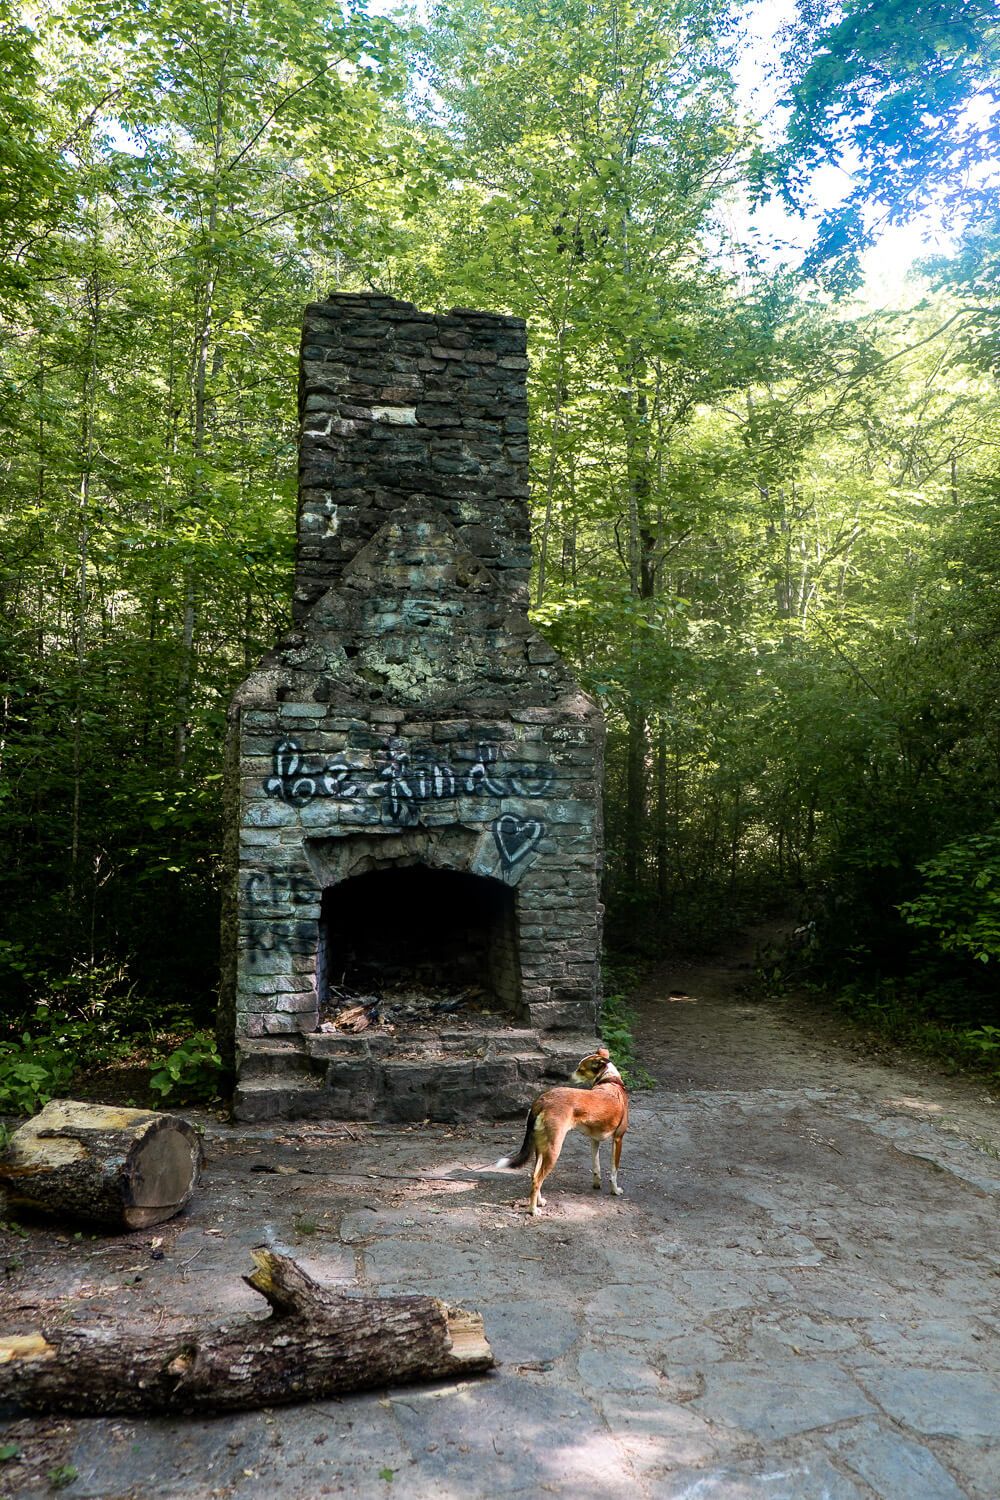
492, 814, 545, 870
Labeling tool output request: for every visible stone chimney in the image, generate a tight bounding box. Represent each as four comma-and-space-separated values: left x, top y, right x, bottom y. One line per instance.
220, 294, 605, 1122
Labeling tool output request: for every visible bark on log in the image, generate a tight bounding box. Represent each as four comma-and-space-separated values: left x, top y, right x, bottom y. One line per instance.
0, 1248, 495, 1414
0, 1100, 202, 1230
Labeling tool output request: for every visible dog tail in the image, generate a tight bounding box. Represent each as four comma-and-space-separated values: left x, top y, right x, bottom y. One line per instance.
494, 1105, 538, 1170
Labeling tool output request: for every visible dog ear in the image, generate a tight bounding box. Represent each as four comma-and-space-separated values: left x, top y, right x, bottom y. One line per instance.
597, 1047, 609, 1060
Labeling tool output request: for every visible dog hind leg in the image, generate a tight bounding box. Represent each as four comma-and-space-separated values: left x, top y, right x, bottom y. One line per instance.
528, 1120, 567, 1215
529, 1156, 547, 1214
590, 1137, 602, 1190
610, 1133, 624, 1196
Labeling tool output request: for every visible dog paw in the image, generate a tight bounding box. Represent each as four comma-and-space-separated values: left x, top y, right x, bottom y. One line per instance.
612, 1185, 623, 1196
591, 1179, 602, 1190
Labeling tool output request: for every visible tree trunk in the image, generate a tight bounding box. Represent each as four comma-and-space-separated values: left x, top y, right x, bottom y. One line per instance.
534, 341, 568, 607
175, 21, 229, 776
0, 1100, 202, 1231
0, 1248, 495, 1415
654, 719, 669, 928
623, 704, 647, 893
70, 272, 99, 903
621, 353, 656, 903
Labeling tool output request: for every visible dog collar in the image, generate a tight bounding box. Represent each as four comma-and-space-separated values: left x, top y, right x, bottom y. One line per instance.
594, 1066, 624, 1087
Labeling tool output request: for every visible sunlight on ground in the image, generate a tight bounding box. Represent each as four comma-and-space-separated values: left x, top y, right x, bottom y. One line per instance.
882, 1095, 943, 1115
520, 1195, 624, 1224
398, 1178, 476, 1196
540, 1429, 646, 1498
385, 1390, 640, 1500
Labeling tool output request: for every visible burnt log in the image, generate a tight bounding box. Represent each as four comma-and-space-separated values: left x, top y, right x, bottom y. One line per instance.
0, 1248, 495, 1414
0, 1100, 202, 1230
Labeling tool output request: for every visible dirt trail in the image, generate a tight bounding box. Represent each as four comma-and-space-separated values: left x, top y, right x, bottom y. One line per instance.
638, 925, 1000, 1153
2, 931, 999, 1499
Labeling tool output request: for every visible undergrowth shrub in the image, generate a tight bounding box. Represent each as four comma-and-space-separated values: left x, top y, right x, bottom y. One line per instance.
600, 957, 655, 1088
899, 826, 1000, 964
0, 1025, 79, 1114
149, 1032, 223, 1104
0, 954, 220, 1116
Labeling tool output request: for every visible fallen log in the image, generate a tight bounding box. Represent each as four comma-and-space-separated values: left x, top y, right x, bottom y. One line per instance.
0, 1100, 202, 1230
0, 1248, 494, 1414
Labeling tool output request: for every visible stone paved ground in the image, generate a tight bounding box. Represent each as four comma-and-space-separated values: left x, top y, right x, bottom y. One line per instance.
2, 937, 1000, 1499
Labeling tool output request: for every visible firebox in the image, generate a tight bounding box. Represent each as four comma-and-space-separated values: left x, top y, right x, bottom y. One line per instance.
320, 867, 523, 1018
220, 293, 605, 1121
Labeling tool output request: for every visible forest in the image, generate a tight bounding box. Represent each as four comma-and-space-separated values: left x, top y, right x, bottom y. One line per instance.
2, 0, 999, 1110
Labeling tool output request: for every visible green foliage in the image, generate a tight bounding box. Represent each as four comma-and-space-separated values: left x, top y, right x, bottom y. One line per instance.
827, 978, 1000, 1082
900, 827, 1000, 963
149, 1032, 222, 1104
0, 1024, 80, 1115
0, 968, 159, 1114
0, 0, 415, 1019
765, 0, 1000, 290
0, 970, 221, 1116
48, 1465, 79, 1492
0, 13, 69, 308
965, 1026, 1000, 1064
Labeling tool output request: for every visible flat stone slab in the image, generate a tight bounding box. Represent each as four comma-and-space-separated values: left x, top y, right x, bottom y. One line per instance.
824, 1420, 971, 1500
852, 1366, 1000, 1442
652, 1459, 866, 1499
692, 1360, 875, 1440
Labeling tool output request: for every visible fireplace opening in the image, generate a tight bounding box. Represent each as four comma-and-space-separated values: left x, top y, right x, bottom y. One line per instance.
318, 866, 524, 1025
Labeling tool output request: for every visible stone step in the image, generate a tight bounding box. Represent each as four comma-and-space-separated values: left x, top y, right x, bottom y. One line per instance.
232, 1032, 604, 1123
539, 1034, 605, 1066
237, 1039, 313, 1080
234, 1055, 531, 1124
443, 1028, 539, 1054
232, 1074, 331, 1123
304, 1037, 536, 1064
302, 1027, 587, 1064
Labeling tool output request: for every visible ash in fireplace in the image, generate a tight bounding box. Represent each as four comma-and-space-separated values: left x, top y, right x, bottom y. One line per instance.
319, 983, 496, 1034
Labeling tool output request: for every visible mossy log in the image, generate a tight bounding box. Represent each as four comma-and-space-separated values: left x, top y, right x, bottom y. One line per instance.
0, 1248, 495, 1414
0, 1100, 202, 1230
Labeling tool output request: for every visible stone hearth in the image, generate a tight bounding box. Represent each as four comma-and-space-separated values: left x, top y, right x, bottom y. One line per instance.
219, 293, 604, 1121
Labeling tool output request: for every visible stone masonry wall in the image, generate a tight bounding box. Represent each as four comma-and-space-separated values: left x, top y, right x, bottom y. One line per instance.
296, 294, 532, 622
221, 293, 605, 1078
229, 707, 603, 1039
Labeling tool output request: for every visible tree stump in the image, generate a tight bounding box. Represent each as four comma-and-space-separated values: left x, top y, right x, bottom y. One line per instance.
0, 1248, 495, 1414
0, 1100, 202, 1230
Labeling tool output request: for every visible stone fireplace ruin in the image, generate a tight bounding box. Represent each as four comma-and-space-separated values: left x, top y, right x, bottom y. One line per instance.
220, 292, 605, 1121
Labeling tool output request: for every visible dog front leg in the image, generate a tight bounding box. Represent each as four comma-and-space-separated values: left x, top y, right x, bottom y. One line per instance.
590, 1137, 602, 1190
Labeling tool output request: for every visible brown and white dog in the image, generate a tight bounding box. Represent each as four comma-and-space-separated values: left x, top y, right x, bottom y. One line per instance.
495, 1046, 629, 1216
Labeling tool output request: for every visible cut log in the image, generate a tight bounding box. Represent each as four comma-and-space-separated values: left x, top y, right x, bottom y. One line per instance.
0, 1248, 495, 1414
0, 1100, 202, 1230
